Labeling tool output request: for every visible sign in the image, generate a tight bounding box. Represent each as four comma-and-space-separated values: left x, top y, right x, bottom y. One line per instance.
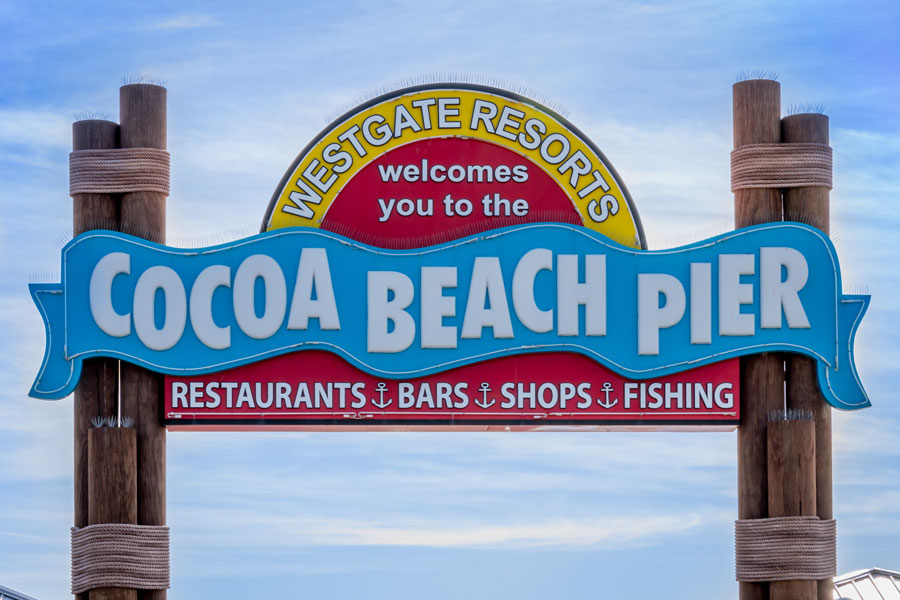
257, 82, 735, 429
164, 352, 739, 430
30, 83, 871, 430
30, 222, 869, 413
263, 84, 645, 249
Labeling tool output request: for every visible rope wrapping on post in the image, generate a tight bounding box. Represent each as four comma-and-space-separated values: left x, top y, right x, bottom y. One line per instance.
731, 142, 832, 191
69, 148, 170, 196
71, 523, 170, 593
734, 516, 836, 582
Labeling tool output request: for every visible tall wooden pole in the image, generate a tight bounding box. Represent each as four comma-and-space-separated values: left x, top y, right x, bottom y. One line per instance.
782, 112, 833, 600
767, 416, 817, 600
72, 119, 120, 600
733, 78, 784, 600
117, 83, 167, 600
88, 428, 138, 600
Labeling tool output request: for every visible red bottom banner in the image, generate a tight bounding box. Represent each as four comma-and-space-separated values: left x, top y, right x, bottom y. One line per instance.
165, 352, 739, 432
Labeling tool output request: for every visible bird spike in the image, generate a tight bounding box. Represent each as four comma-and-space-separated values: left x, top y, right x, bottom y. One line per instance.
652, 221, 733, 250
843, 283, 871, 296
768, 408, 814, 422
121, 73, 166, 86
323, 73, 570, 126
734, 69, 779, 83
73, 110, 116, 122
28, 272, 60, 284
787, 103, 826, 116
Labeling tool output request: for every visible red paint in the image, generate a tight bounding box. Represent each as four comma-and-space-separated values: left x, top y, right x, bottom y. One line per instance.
165, 352, 739, 427
321, 137, 581, 248
167, 136, 739, 430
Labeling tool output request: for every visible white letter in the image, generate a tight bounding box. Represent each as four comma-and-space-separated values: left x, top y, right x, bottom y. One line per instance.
719, 254, 755, 336
362, 114, 392, 146
421, 267, 457, 348
557, 254, 606, 336
288, 248, 340, 330
512, 248, 553, 333
461, 257, 513, 339
367, 271, 415, 353
90, 252, 131, 337
233, 255, 287, 339
760, 247, 810, 329
714, 383, 734, 409
690, 262, 711, 344
133, 266, 187, 351
638, 274, 686, 355
190, 264, 231, 350
398, 383, 415, 408
171, 382, 188, 408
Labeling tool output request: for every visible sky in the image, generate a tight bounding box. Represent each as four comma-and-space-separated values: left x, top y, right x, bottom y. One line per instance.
1, 0, 899, 598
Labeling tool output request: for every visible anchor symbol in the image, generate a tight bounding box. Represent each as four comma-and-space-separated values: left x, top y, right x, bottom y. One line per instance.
475, 382, 495, 409
371, 382, 392, 409
597, 382, 618, 409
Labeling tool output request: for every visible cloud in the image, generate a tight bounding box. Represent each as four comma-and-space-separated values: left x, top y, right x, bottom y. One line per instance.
149, 15, 218, 31
576, 116, 734, 246
0, 295, 56, 389
1, 3, 899, 598
296, 513, 708, 548
0, 294, 74, 483
837, 490, 900, 537
0, 109, 71, 150
834, 411, 900, 458
173, 508, 716, 549
165, 430, 738, 509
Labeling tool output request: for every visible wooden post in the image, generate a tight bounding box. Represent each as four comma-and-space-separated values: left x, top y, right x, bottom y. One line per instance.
782, 112, 833, 600
88, 427, 138, 600
767, 415, 817, 600
733, 78, 784, 600
72, 119, 120, 600
117, 83, 167, 600
118, 85, 167, 239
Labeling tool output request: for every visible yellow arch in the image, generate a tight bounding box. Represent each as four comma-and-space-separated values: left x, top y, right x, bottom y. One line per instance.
266, 86, 644, 249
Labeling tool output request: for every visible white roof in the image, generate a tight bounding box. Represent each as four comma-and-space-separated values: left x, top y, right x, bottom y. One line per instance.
0, 584, 38, 600
834, 568, 900, 599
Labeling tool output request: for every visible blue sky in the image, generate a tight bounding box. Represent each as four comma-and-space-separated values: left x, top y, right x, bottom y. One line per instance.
1, 0, 899, 598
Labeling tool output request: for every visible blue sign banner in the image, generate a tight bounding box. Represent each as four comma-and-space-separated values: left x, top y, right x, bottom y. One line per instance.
29, 222, 869, 410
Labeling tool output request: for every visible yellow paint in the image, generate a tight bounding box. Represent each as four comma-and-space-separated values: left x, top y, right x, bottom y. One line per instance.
267, 88, 641, 248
